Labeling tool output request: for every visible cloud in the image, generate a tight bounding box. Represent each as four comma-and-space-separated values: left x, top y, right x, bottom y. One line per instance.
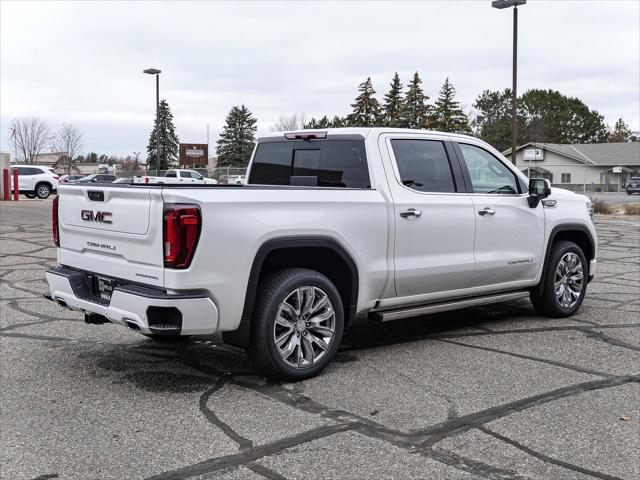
1, 0, 638, 156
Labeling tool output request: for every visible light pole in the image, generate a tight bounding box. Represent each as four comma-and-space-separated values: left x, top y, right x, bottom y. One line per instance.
492, 0, 525, 165
143, 68, 161, 170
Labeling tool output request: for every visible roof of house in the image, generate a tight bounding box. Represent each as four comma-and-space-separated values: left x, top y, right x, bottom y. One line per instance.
506, 142, 640, 166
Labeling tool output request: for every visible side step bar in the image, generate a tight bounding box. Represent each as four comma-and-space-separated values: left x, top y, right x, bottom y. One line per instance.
372, 291, 530, 322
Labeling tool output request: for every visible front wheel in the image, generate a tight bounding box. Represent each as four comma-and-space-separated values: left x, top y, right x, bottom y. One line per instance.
531, 240, 588, 317
247, 268, 344, 380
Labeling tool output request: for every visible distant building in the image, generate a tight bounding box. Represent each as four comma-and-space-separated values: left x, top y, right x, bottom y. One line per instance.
505, 142, 640, 192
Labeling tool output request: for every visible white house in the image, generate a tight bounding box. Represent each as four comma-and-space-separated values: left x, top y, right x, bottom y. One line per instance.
505, 142, 640, 192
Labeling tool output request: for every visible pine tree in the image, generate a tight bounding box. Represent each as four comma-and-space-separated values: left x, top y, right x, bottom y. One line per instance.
401, 72, 430, 129
347, 77, 381, 127
146, 99, 180, 170
609, 118, 632, 142
430, 78, 471, 133
382, 73, 404, 127
216, 105, 258, 167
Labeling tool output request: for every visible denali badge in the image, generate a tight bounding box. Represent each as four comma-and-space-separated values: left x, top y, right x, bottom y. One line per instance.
81, 210, 112, 224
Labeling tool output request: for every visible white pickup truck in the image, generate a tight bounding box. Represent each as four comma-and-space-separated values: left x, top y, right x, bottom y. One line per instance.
134, 168, 217, 184
46, 128, 597, 380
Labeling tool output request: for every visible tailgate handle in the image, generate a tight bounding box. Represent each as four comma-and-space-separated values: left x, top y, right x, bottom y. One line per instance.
88, 190, 104, 202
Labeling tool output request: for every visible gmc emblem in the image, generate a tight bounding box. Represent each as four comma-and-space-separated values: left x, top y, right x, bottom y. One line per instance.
81, 210, 112, 224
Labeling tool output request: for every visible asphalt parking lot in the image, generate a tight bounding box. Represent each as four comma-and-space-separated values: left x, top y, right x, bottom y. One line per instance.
1, 199, 639, 480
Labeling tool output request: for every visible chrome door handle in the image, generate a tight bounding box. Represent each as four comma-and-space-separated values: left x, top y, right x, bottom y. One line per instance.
478, 207, 495, 216
400, 208, 422, 218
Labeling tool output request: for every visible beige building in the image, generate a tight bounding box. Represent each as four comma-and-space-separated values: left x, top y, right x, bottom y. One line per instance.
505, 142, 640, 192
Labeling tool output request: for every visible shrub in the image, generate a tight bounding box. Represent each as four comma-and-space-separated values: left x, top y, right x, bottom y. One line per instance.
592, 198, 612, 214
624, 203, 640, 215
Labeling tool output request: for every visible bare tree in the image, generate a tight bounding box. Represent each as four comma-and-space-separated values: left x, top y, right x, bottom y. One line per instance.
51, 124, 83, 174
272, 112, 307, 132
9, 117, 50, 164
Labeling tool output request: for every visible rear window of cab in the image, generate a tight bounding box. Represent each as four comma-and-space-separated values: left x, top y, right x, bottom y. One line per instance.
248, 140, 370, 188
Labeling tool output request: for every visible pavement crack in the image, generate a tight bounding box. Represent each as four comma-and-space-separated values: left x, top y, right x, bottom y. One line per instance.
479, 426, 624, 480
437, 338, 614, 378
199, 375, 254, 451
418, 374, 640, 447
144, 423, 352, 480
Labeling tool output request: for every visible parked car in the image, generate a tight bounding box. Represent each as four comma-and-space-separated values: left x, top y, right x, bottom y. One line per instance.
625, 176, 640, 195
113, 177, 134, 184
72, 174, 118, 183
60, 174, 85, 184
46, 128, 597, 380
133, 169, 217, 184
218, 174, 245, 185
9, 165, 59, 199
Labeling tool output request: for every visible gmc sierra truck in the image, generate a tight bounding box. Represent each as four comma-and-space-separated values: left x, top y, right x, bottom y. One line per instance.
45, 128, 597, 380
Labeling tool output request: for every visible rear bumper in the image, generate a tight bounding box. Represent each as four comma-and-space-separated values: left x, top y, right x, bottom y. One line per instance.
45, 266, 218, 335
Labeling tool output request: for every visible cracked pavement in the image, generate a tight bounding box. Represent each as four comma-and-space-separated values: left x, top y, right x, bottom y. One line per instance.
1, 200, 639, 480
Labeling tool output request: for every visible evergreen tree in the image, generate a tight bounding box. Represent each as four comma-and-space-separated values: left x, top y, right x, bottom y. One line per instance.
609, 118, 632, 142
473, 88, 608, 151
304, 115, 349, 129
430, 78, 471, 133
304, 116, 332, 129
382, 72, 404, 127
401, 72, 430, 128
146, 99, 180, 170
347, 77, 381, 127
216, 105, 258, 167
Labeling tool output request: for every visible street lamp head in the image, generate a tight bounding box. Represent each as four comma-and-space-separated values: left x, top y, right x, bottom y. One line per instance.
492, 0, 526, 9
143, 68, 161, 75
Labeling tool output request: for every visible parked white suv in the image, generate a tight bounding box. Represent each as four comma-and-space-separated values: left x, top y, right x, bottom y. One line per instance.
10, 165, 59, 199
45, 128, 597, 379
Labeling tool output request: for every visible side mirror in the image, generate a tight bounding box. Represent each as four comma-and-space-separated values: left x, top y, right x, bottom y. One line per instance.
527, 178, 551, 208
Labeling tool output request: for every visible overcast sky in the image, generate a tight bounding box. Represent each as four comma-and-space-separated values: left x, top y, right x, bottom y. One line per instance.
1, 0, 638, 158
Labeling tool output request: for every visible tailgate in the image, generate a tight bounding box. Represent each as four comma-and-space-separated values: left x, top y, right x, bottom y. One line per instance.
57, 185, 165, 287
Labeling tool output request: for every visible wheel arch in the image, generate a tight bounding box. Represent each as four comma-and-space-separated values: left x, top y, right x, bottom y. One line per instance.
543, 223, 595, 280
223, 236, 359, 348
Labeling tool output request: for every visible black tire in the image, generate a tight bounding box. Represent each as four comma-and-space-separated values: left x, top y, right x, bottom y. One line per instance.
627, 190, 632, 195
25, 193, 36, 199
35, 182, 51, 199
530, 240, 588, 317
142, 333, 190, 342
247, 268, 344, 381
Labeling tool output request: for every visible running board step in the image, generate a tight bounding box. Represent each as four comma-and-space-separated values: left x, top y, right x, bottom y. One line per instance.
372, 291, 530, 322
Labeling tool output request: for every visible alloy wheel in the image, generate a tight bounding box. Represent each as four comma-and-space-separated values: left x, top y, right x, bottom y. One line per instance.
554, 252, 584, 308
273, 286, 336, 369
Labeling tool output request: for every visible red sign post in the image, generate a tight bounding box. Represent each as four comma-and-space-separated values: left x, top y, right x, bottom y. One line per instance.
2, 169, 9, 201
12, 168, 19, 201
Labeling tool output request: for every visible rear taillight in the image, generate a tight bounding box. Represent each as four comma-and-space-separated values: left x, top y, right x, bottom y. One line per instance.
163, 204, 201, 269
53, 176, 59, 180
52, 195, 60, 247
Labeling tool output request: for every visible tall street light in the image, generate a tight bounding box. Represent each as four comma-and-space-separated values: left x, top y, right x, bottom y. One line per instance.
143, 68, 161, 170
492, 0, 526, 165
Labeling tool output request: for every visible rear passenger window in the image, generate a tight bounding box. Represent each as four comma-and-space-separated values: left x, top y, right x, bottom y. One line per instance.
249, 140, 370, 188
165, 171, 177, 178
391, 140, 456, 193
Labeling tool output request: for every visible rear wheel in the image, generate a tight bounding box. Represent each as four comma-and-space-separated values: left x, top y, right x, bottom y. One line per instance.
531, 240, 587, 317
35, 183, 51, 199
247, 268, 344, 380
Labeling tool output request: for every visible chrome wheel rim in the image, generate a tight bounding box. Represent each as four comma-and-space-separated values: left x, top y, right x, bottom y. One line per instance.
273, 286, 336, 369
554, 252, 584, 308
37, 185, 49, 197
